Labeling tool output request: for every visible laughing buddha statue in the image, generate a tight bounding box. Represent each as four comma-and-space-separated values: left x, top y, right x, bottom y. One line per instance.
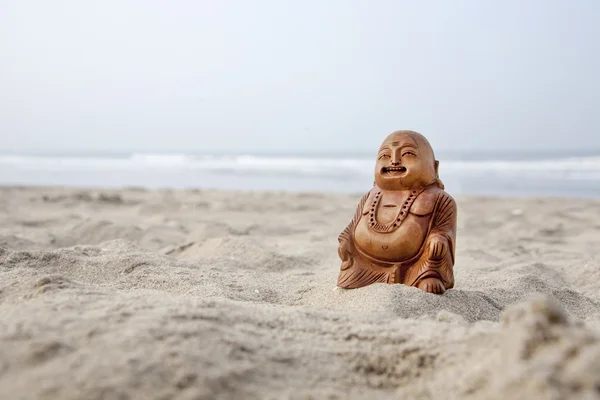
337, 130, 457, 294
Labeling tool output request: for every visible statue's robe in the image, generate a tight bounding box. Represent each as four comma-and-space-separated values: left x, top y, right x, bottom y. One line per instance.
337, 184, 457, 289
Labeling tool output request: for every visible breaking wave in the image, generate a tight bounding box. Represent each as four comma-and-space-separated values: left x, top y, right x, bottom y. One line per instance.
1, 153, 600, 181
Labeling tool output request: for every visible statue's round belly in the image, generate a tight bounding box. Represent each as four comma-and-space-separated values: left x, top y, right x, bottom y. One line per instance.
354, 214, 429, 262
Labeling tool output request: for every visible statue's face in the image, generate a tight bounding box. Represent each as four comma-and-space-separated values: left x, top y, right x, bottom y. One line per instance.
374, 131, 438, 190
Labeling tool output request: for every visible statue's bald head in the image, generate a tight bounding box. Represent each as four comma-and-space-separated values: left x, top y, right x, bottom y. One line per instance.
374, 130, 444, 190
380, 130, 435, 159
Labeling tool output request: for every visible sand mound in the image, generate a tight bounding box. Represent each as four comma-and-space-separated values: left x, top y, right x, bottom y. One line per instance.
174, 236, 310, 271
393, 295, 600, 399
2, 249, 598, 400
56, 219, 145, 247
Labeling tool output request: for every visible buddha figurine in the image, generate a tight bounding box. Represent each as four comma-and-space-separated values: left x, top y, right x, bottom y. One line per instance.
337, 130, 457, 294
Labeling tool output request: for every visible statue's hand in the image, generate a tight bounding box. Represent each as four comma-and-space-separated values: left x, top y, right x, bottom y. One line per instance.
413, 233, 452, 294
338, 240, 354, 270
428, 234, 449, 261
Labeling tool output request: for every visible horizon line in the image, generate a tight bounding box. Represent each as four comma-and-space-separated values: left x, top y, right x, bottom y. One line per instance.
1, 148, 600, 155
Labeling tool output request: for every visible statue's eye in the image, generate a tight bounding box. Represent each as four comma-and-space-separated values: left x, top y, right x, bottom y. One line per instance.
378, 154, 390, 160
402, 151, 416, 157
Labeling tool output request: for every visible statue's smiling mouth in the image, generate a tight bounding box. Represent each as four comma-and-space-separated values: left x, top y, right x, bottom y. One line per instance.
382, 166, 407, 175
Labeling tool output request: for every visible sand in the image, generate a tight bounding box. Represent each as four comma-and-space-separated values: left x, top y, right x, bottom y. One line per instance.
1, 186, 600, 399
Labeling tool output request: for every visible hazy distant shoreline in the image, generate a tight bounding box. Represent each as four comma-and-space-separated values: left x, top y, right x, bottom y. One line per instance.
0, 150, 599, 198
2, 148, 600, 160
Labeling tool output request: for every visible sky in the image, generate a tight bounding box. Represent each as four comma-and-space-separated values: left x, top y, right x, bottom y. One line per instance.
1, 0, 599, 153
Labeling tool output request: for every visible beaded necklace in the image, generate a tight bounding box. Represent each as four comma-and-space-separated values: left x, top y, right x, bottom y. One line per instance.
368, 188, 425, 233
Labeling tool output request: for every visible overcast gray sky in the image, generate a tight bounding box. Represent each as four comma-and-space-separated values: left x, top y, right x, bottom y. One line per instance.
1, 0, 599, 153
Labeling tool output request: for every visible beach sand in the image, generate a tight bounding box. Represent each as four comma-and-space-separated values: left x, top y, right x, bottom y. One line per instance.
1, 186, 600, 399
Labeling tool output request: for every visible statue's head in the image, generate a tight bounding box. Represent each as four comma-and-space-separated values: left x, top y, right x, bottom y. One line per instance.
374, 130, 444, 190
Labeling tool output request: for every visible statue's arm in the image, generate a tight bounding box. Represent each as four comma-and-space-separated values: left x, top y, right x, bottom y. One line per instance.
338, 190, 371, 270
409, 191, 457, 289
428, 192, 457, 264
406, 190, 458, 289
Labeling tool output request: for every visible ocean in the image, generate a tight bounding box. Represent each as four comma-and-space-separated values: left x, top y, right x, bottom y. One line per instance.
1, 150, 599, 198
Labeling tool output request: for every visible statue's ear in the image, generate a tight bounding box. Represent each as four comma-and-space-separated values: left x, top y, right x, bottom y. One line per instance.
434, 160, 445, 189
